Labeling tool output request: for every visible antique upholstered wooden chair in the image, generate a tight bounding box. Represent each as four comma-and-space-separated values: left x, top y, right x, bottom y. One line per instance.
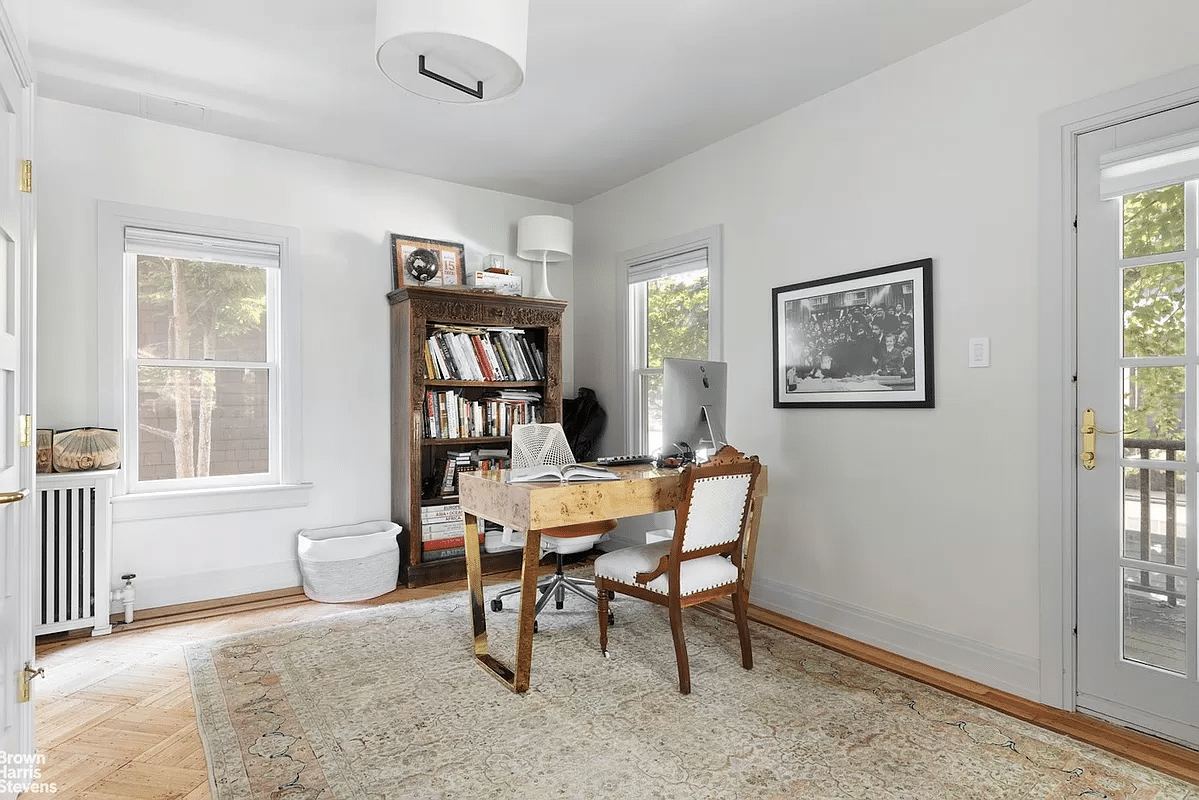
490, 423, 617, 628
594, 445, 762, 694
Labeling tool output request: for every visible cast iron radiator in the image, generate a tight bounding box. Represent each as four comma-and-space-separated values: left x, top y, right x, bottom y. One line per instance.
35, 472, 116, 636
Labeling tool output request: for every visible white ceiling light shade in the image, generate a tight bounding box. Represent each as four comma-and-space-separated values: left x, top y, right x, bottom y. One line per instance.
375, 0, 529, 104
517, 215, 572, 300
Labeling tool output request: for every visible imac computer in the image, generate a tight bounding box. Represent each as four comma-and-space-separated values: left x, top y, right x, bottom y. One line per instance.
661, 358, 727, 463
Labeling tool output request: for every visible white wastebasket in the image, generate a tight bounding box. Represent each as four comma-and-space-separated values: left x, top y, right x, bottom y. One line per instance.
297, 520, 401, 603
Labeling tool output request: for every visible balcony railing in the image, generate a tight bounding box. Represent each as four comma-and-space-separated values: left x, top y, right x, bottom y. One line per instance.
1123, 437, 1186, 606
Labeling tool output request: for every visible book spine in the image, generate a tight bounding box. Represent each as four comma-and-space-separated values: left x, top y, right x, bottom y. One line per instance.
422, 546, 466, 562
528, 340, 546, 380
440, 455, 458, 496
422, 520, 466, 539
425, 390, 438, 439
480, 335, 504, 380
470, 334, 497, 381
507, 332, 533, 380
447, 390, 459, 438
420, 504, 462, 522
516, 335, 541, 380
423, 340, 436, 380
488, 332, 515, 380
421, 533, 485, 551
420, 513, 463, 527
453, 333, 484, 381
494, 332, 520, 380
429, 338, 449, 380
434, 333, 460, 379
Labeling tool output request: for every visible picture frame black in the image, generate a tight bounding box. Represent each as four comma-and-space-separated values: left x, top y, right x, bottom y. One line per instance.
771, 258, 934, 409
390, 233, 465, 290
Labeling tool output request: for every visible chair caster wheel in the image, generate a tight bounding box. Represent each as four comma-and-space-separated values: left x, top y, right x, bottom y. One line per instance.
607, 591, 615, 600
533, 621, 539, 633
555, 601, 564, 610
490, 599, 502, 612
607, 612, 615, 626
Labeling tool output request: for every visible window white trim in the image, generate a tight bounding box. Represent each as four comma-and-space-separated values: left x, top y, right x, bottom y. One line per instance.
616, 225, 723, 454
97, 202, 309, 514
1099, 127, 1199, 198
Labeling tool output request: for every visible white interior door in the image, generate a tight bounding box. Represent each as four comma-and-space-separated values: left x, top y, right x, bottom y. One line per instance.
1076, 101, 1199, 748
0, 2, 33, 795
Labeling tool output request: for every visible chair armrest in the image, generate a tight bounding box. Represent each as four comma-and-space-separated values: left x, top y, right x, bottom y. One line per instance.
635, 554, 670, 584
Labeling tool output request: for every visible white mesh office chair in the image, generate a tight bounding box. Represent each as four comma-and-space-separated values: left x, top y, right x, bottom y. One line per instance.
490, 423, 616, 629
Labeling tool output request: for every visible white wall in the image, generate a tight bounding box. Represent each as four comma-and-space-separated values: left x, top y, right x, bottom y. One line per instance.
36, 98, 573, 610
574, 0, 1199, 701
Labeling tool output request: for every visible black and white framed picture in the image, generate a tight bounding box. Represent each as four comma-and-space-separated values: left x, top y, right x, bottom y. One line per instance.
771, 258, 934, 409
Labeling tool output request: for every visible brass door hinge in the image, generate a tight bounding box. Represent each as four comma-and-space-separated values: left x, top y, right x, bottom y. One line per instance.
17, 414, 30, 448
19, 159, 31, 193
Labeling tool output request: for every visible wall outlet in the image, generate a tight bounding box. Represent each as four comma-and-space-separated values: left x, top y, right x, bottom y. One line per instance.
968, 337, 990, 368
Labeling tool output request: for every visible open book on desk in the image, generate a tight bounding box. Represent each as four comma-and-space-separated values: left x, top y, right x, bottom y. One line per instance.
508, 463, 620, 483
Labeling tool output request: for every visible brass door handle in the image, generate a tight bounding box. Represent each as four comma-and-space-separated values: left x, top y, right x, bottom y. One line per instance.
1079, 409, 1134, 470
0, 489, 28, 505
1080, 408, 1100, 470
18, 662, 43, 703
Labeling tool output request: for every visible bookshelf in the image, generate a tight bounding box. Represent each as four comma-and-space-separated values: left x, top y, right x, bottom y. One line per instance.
389, 284, 567, 587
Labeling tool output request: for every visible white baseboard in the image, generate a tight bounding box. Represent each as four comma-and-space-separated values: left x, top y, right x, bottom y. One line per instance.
751, 576, 1042, 702
103, 560, 302, 614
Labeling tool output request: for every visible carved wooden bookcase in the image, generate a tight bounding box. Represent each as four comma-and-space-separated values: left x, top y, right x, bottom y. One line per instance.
389, 285, 566, 587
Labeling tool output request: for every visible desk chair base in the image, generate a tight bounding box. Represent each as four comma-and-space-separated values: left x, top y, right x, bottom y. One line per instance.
491, 554, 616, 631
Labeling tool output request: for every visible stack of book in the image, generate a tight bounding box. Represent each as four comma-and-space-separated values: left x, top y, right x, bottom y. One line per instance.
420, 503, 484, 562
423, 324, 547, 382
472, 447, 511, 472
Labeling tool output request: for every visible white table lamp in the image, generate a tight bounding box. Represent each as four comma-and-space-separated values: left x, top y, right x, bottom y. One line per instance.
517, 215, 572, 300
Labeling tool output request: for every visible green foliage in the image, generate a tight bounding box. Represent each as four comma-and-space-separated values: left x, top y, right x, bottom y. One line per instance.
1121, 185, 1187, 440
137, 256, 267, 358
1123, 185, 1185, 258
646, 273, 708, 368
136, 256, 268, 478
1122, 263, 1184, 358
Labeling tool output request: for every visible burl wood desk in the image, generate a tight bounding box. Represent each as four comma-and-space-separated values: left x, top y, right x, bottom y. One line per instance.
458, 463, 768, 693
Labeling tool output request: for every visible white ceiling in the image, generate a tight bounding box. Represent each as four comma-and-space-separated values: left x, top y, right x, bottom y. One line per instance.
28, 0, 1030, 204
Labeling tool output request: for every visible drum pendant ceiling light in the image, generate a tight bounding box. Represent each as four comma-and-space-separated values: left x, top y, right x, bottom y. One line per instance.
375, 0, 529, 103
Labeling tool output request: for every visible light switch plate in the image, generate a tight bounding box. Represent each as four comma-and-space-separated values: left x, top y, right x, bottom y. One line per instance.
968, 337, 990, 368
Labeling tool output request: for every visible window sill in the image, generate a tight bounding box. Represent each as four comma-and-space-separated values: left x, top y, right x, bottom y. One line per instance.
111, 481, 314, 522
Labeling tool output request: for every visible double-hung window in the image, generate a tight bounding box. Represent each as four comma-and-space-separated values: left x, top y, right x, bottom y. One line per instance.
125, 227, 279, 488
622, 226, 723, 455
98, 203, 304, 508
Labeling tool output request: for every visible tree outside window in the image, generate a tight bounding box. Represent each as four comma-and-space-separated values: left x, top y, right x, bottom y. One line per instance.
135, 256, 271, 480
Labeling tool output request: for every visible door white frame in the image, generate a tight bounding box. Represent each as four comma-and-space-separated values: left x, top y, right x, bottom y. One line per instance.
1038, 64, 1199, 711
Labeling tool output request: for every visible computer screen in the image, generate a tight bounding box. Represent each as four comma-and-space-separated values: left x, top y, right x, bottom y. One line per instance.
661, 358, 727, 463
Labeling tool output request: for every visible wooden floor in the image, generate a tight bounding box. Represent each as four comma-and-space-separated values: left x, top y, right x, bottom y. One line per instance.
32, 572, 1199, 798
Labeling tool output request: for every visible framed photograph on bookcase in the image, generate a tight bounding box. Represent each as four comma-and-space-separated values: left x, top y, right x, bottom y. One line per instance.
771, 258, 934, 409
390, 233, 465, 290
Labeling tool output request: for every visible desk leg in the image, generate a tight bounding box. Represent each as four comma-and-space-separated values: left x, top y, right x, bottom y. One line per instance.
463, 512, 489, 660
511, 527, 542, 693
464, 511, 541, 694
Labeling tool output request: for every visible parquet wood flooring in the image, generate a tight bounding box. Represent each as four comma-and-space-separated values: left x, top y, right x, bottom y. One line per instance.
32, 572, 520, 798
31, 569, 1199, 797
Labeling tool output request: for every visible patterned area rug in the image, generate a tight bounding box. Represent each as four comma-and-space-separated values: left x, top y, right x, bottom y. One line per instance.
186, 590, 1197, 800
